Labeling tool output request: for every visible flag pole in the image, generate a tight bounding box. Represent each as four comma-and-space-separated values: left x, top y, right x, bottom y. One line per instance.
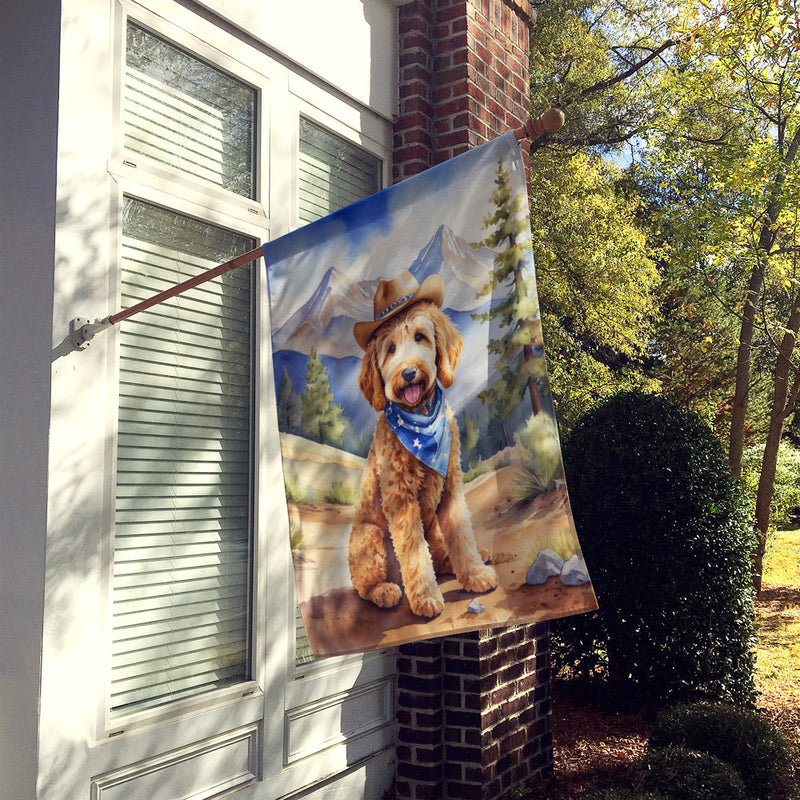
70, 108, 564, 350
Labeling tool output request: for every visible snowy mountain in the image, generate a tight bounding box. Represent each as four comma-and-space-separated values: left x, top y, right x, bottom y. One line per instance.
272, 267, 378, 359
271, 225, 495, 360
409, 224, 494, 311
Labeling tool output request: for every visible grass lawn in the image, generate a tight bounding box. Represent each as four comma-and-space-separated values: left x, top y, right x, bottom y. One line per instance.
757, 527, 800, 698
755, 527, 800, 800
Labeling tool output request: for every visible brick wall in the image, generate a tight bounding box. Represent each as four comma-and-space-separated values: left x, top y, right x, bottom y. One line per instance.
396, 627, 553, 800
394, 0, 534, 182
392, 2, 553, 798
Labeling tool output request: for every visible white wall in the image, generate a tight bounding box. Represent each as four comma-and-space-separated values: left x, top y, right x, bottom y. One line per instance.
0, 1, 60, 797
194, 0, 398, 120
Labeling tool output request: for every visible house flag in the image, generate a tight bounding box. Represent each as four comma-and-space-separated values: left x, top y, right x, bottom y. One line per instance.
263, 131, 597, 658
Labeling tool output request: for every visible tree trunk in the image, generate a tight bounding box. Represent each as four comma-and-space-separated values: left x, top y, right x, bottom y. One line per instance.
728, 127, 800, 477
728, 264, 764, 478
753, 298, 800, 593
523, 343, 543, 416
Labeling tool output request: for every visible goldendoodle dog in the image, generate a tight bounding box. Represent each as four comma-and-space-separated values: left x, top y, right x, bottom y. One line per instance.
349, 269, 498, 618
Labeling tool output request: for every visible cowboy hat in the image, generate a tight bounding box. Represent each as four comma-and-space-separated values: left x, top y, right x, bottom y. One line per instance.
353, 270, 445, 350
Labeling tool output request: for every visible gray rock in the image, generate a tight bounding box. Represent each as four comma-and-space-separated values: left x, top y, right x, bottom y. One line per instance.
526, 548, 564, 585
560, 554, 590, 586
467, 598, 485, 614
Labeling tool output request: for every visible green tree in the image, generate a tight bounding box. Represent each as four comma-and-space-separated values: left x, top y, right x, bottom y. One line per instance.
526, 0, 668, 429
301, 347, 345, 447
635, 0, 800, 589
528, 150, 661, 429
277, 366, 302, 435
460, 412, 480, 472
473, 160, 547, 424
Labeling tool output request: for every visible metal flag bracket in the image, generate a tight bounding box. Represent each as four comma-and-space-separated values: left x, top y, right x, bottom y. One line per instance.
67, 109, 564, 352
70, 316, 113, 350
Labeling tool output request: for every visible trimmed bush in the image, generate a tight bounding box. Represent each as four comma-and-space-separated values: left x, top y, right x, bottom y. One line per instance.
632, 746, 748, 800
553, 391, 757, 707
649, 702, 790, 799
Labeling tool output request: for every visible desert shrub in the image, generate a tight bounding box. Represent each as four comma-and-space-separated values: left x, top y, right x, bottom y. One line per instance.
553, 391, 757, 707
289, 519, 304, 550
649, 702, 790, 799
513, 412, 565, 500
284, 473, 307, 504
631, 746, 748, 800
321, 480, 360, 506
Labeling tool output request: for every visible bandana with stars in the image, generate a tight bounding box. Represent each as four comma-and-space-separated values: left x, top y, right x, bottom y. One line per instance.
384, 383, 451, 477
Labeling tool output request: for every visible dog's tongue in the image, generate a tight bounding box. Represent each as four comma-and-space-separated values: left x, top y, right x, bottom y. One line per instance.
404, 384, 421, 405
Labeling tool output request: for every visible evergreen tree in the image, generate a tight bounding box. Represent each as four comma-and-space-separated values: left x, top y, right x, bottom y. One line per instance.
474, 161, 546, 422
301, 347, 345, 447
460, 412, 480, 472
276, 366, 302, 435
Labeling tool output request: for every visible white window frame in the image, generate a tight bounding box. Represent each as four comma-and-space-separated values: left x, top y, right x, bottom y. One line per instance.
101, 0, 273, 740
71, 0, 398, 794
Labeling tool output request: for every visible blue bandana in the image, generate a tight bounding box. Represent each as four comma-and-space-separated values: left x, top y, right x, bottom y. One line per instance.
385, 383, 452, 477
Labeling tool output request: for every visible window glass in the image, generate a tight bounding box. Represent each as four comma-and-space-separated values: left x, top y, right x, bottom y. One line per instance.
298, 116, 381, 223
110, 197, 255, 716
125, 22, 257, 198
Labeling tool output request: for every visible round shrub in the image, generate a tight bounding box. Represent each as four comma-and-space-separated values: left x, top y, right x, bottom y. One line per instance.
553, 391, 757, 706
649, 701, 790, 798
632, 746, 748, 800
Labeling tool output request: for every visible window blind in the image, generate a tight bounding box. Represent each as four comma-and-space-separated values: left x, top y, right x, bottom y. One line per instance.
125, 23, 256, 199
294, 118, 382, 665
111, 198, 255, 715
298, 117, 381, 224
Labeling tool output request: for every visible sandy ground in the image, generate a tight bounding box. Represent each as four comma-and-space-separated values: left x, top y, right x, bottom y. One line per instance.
290, 464, 597, 657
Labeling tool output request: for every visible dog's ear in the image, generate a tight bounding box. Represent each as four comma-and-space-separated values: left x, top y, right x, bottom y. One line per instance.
358, 339, 386, 411
434, 307, 463, 388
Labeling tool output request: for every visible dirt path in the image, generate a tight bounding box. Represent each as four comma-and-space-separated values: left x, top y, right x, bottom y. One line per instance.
290, 465, 597, 657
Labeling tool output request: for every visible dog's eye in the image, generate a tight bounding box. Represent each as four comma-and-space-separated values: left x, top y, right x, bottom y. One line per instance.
387, 344, 396, 354
414, 332, 426, 343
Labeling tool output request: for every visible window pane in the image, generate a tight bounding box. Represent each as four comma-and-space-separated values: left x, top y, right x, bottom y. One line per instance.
125, 23, 256, 198
298, 117, 382, 223
295, 119, 383, 664
111, 197, 255, 715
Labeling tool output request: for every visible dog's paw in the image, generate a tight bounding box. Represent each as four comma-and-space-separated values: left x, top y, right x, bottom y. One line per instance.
366, 582, 402, 608
462, 564, 498, 594
409, 589, 445, 619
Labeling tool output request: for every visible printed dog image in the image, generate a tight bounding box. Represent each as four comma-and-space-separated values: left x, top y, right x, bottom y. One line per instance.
349, 270, 498, 618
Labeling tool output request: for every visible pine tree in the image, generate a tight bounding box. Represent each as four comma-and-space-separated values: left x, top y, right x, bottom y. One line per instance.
277, 366, 302, 435
474, 161, 546, 422
301, 347, 345, 447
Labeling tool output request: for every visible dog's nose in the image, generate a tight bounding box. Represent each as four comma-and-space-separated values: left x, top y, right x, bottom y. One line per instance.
402, 366, 417, 384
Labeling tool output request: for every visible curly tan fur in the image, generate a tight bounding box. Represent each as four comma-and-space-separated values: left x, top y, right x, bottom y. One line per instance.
349, 302, 498, 618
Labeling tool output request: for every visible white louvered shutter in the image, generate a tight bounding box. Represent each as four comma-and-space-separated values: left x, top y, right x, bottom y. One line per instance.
110, 22, 258, 716
298, 116, 382, 224
111, 198, 255, 715
294, 118, 382, 665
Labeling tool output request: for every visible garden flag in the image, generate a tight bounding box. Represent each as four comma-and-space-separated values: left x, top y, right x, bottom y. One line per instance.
263, 131, 597, 658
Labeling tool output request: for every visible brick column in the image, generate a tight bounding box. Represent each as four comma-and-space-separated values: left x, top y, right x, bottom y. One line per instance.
393, 3, 553, 798
396, 627, 553, 800
394, 0, 534, 181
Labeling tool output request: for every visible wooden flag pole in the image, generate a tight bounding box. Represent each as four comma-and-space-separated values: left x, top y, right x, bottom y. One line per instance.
70, 108, 564, 349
